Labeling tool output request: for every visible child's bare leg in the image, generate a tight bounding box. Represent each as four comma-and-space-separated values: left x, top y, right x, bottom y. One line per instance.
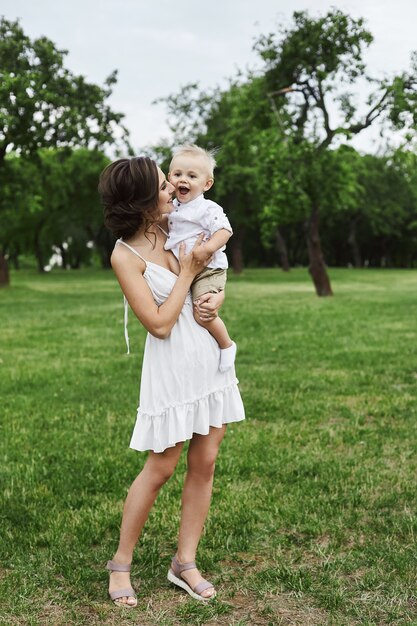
194, 312, 231, 349
193, 305, 236, 372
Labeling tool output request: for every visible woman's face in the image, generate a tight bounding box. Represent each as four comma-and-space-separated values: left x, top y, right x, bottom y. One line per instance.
157, 168, 175, 215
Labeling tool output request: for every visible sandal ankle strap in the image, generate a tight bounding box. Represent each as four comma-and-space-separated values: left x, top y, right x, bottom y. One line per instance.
106, 560, 131, 572
171, 555, 197, 575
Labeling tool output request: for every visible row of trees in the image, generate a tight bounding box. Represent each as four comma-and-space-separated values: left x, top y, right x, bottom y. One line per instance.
2, 143, 416, 277
1, 148, 112, 271
1, 11, 417, 295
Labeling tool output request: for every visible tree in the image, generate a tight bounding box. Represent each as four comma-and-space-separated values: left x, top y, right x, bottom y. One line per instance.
61, 149, 111, 268
0, 148, 111, 271
0, 17, 130, 284
255, 8, 417, 295
356, 153, 416, 266
0, 154, 42, 276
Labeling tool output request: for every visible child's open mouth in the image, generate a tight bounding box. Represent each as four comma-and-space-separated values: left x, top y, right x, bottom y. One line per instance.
178, 186, 189, 196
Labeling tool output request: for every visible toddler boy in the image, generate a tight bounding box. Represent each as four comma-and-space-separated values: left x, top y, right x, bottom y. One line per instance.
164, 144, 236, 372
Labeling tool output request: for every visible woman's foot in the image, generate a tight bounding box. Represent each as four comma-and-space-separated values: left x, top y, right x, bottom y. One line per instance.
179, 565, 215, 599
106, 560, 137, 608
168, 555, 216, 601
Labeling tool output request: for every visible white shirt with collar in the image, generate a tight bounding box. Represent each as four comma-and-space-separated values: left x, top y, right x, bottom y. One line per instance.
164, 194, 233, 270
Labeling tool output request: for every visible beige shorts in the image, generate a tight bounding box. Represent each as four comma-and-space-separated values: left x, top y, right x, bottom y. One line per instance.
191, 267, 227, 301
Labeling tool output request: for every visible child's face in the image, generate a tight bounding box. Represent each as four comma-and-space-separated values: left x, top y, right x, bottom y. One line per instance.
169, 154, 213, 204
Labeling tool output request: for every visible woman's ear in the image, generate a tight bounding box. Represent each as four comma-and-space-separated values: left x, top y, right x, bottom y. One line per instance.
204, 178, 214, 192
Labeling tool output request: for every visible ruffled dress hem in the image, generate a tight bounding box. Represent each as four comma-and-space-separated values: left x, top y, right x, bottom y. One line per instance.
130, 382, 245, 453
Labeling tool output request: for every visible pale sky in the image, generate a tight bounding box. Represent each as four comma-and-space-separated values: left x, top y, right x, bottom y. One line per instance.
2, 0, 417, 153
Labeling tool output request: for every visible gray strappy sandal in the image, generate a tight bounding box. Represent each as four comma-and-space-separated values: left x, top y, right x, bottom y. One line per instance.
167, 555, 216, 601
106, 560, 137, 608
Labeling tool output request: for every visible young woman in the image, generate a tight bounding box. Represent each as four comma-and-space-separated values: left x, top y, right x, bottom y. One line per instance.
99, 156, 245, 607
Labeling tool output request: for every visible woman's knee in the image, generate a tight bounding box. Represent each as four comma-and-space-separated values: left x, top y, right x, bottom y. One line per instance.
155, 463, 176, 486
145, 447, 181, 487
187, 428, 226, 479
187, 450, 217, 480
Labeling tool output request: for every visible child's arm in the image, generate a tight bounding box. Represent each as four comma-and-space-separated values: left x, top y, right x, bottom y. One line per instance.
193, 228, 231, 263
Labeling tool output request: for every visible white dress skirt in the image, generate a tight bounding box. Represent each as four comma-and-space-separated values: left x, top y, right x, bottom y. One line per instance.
117, 240, 245, 453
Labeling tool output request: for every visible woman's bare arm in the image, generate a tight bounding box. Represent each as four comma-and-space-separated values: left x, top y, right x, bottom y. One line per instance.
112, 236, 205, 339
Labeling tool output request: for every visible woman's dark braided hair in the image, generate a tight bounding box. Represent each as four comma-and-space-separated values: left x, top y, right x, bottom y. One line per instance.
99, 156, 160, 240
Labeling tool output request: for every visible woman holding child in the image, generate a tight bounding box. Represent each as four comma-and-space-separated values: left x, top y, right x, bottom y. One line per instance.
99, 145, 244, 607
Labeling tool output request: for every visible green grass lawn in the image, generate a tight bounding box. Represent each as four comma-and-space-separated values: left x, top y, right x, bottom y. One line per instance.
1, 267, 416, 626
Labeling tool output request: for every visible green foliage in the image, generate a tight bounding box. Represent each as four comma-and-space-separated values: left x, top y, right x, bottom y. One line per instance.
253, 8, 417, 147
255, 9, 373, 87
0, 17, 130, 162
155, 82, 216, 145
387, 52, 417, 130
204, 78, 273, 227
251, 7, 417, 286
0, 149, 111, 269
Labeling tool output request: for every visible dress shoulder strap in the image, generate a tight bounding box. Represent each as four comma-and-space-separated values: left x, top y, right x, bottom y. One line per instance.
156, 223, 169, 237
116, 238, 147, 264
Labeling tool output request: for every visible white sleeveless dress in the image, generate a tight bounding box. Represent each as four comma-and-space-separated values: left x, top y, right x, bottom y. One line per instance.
116, 239, 245, 453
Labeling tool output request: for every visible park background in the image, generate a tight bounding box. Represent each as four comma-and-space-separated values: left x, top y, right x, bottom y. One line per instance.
1, 1, 417, 624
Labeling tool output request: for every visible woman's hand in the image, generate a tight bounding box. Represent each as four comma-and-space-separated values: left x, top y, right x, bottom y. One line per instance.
178, 234, 213, 277
192, 240, 213, 265
193, 291, 225, 321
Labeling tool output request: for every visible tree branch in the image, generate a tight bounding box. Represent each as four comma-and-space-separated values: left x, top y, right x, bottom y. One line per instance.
344, 88, 390, 135
294, 91, 309, 143
267, 92, 287, 133
317, 79, 334, 142
268, 86, 298, 97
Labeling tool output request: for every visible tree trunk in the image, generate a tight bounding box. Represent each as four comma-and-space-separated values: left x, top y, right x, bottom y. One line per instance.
90, 225, 114, 269
70, 254, 81, 269
348, 218, 362, 268
275, 228, 290, 271
59, 245, 68, 269
305, 206, 333, 296
0, 253, 9, 286
230, 228, 245, 274
34, 228, 46, 272
10, 247, 20, 270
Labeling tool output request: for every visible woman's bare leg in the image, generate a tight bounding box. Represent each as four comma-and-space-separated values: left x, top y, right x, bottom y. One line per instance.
175, 425, 227, 598
109, 443, 184, 604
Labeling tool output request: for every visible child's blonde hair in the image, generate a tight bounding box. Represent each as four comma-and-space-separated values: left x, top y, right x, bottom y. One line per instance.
170, 144, 217, 177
